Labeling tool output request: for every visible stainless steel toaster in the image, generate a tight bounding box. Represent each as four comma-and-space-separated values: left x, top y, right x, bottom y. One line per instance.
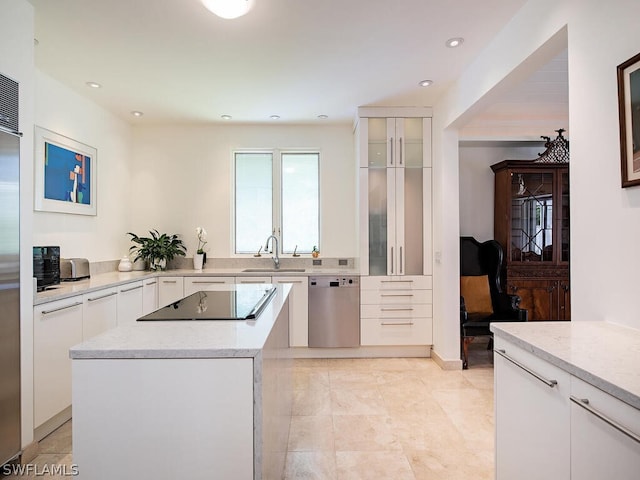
60, 258, 90, 281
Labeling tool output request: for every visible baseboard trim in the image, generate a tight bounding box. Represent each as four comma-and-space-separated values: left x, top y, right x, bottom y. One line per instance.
34, 406, 72, 442
430, 348, 463, 370
290, 345, 431, 359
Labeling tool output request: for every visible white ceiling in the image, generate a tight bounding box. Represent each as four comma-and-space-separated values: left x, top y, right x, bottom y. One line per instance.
29, 0, 542, 126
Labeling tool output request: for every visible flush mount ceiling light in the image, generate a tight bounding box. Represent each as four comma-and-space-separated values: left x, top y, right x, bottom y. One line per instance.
445, 37, 464, 48
131, 111, 144, 117
86, 81, 102, 88
201, 0, 254, 19
418, 79, 433, 87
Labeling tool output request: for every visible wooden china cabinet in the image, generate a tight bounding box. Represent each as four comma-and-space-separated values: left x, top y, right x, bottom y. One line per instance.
491, 159, 570, 321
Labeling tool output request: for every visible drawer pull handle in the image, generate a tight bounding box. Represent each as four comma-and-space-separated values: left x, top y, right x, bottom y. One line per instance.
192, 281, 226, 284
162, 280, 177, 284
381, 294, 414, 297
494, 349, 558, 388
120, 285, 143, 293
87, 292, 118, 302
145, 281, 157, 286
570, 396, 640, 444
381, 321, 414, 326
41, 301, 83, 315
381, 307, 414, 312
278, 280, 303, 284
241, 281, 267, 284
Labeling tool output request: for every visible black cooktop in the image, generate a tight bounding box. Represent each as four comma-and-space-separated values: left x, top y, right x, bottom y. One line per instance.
137, 286, 277, 321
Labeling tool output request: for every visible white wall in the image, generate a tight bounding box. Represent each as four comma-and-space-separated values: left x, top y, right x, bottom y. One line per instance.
433, 0, 640, 365
1, 0, 35, 450
33, 71, 133, 261
130, 124, 357, 258
459, 143, 543, 241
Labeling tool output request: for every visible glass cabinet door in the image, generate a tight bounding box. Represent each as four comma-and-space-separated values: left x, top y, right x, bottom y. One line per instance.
510, 171, 554, 262
368, 167, 389, 275
397, 167, 423, 275
367, 118, 388, 167
400, 118, 424, 168
559, 170, 570, 263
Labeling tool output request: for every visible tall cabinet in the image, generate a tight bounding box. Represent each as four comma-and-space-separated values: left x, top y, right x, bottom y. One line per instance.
357, 107, 433, 347
491, 160, 570, 321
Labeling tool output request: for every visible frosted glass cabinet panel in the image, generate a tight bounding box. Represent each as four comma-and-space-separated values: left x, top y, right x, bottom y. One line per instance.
365, 118, 424, 168
368, 167, 390, 275
401, 167, 424, 275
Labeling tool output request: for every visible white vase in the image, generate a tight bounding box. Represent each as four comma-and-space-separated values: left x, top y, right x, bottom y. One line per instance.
118, 256, 132, 272
193, 253, 204, 270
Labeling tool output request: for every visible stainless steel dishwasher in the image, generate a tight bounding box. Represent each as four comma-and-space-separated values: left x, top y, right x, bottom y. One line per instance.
308, 276, 360, 347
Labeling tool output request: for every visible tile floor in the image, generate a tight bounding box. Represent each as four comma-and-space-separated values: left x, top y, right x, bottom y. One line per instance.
7, 341, 494, 479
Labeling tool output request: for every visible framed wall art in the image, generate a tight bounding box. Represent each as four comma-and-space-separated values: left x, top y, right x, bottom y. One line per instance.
34, 126, 97, 215
617, 51, 640, 188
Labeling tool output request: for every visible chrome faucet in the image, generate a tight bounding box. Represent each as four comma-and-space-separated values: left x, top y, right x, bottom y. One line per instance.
264, 235, 280, 269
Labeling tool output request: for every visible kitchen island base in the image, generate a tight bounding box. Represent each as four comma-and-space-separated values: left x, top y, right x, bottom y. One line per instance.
71, 284, 292, 480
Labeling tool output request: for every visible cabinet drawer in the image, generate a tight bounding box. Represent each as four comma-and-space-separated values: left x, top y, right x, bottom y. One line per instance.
158, 276, 184, 307
184, 276, 235, 296
361, 289, 432, 305
361, 303, 432, 319
360, 275, 432, 290
360, 316, 432, 346
570, 376, 640, 479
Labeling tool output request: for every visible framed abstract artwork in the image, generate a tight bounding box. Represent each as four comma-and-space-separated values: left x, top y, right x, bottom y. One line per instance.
34, 126, 97, 215
617, 51, 640, 188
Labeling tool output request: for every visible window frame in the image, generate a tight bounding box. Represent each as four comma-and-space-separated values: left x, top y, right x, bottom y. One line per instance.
232, 148, 320, 256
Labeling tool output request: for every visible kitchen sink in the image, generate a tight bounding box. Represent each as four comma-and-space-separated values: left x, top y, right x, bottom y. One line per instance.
242, 268, 306, 273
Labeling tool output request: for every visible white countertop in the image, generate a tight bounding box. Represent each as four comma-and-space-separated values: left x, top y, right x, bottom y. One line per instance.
35, 266, 358, 305
69, 283, 292, 360
491, 321, 640, 410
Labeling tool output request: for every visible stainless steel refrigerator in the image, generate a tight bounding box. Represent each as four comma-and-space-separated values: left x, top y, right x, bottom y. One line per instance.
0, 126, 21, 465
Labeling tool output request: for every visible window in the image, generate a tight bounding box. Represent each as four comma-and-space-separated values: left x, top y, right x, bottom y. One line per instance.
234, 151, 319, 254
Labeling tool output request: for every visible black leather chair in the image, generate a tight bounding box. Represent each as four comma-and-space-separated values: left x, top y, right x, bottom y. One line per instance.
460, 236, 527, 369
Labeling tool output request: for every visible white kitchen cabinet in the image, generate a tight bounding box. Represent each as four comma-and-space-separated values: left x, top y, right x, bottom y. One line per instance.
82, 287, 118, 339
117, 281, 144, 325
360, 275, 432, 346
358, 112, 432, 277
272, 276, 308, 347
184, 276, 235, 296
142, 278, 158, 315
157, 276, 184, 307
570, 376, 640, 479
33, 296, 84, 432
494, 336, 571, 480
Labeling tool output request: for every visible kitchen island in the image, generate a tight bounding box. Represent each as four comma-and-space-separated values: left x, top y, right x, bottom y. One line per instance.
70, 283, 293, 480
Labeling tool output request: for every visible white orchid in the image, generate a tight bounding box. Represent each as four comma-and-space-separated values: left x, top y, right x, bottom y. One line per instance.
196, 227, 208, 254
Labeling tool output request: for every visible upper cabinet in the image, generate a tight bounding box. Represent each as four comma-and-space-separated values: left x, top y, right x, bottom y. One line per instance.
492, 160, 570, 321
357, 107, 432, 277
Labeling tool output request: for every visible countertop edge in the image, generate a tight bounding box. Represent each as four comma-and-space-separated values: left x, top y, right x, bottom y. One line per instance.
69, 347, 262, 360
491, 323, 640, 410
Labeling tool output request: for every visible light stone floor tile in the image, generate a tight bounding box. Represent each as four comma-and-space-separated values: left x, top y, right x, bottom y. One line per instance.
288, 415, 335, 452
333, 415, 403, 452
330, 386, 388, 416
24, 356, 495, 479
336, 451, 415, 480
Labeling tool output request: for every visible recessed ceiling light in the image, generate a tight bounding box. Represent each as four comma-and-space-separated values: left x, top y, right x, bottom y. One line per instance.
317, 114, 328, 119
418, 79, 433, 87
201, 0, 254, 19
445, 37, 464, 48
221, 114, 232, 120
86, 81, 102, 89
131, 111, 144, 117
270, 115, 280, 120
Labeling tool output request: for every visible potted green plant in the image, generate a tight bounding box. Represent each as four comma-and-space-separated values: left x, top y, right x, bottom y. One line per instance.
127, 229, 187, 271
